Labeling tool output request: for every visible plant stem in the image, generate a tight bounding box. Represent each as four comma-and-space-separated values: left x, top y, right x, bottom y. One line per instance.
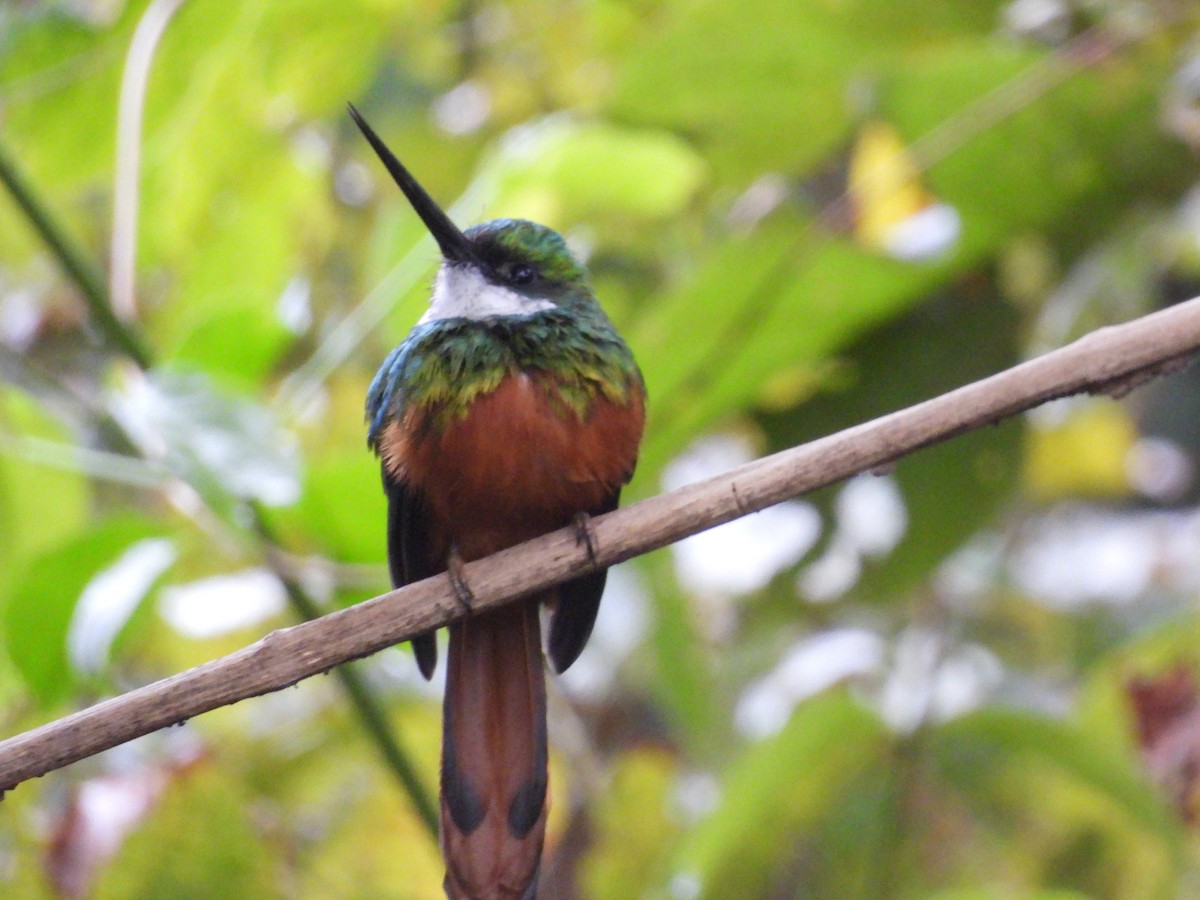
255, 506, 439, 838
0, 139, 153, 369
0, 134, 438, 839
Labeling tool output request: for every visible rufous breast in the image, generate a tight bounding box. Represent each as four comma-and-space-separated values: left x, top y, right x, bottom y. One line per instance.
379, 370, 644, 556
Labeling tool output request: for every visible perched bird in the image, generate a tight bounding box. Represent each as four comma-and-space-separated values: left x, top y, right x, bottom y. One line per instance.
351, 106, 646, 899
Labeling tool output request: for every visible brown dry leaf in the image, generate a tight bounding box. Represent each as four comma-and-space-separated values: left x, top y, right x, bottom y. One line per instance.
1127, 665, 1200, 823
44, 744, 206, 898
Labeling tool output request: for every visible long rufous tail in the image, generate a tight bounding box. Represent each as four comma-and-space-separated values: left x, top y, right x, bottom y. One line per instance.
441, 600, 548, 899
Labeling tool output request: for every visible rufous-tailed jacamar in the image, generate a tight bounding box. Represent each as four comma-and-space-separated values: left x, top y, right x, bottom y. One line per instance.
350, 106, 646, 899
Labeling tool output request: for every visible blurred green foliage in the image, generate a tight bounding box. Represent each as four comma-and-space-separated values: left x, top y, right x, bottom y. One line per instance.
4, 0, 1200, 896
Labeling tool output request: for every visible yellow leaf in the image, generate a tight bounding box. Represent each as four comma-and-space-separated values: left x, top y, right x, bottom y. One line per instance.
1025, 401, 1137, 499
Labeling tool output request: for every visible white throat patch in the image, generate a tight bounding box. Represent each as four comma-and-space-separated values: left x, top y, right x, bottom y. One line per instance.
419, 264, 555, 324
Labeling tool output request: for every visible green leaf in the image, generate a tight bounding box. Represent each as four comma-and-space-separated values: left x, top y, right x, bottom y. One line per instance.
933, 707, 1183, 859
611, 0, 876, 177
108, 369, 301, 515
896, 43, 1189, 236
164, 305, 292, 387
285, 451, 387, 565
672, 691, 889, 897
145, 155, 318, 383
759, 289, 1024, 600
490, 119, 707, 223
94, 766, 279, 900
582, 748, 681, 898
3, 516, 161, 705
630, 217, 960, 481
0, 6, 132, 196
621, 26, 1188, 488
0, 390, 91, 571
644, 553, 722, 749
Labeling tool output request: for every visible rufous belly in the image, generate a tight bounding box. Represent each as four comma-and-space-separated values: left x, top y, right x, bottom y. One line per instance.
379, 370, 644, 560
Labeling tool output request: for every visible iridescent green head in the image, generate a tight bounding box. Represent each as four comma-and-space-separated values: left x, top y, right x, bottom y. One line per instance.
349, 105, 599, 323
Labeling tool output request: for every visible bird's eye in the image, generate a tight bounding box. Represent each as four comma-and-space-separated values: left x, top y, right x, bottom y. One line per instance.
508, 264, 536, 286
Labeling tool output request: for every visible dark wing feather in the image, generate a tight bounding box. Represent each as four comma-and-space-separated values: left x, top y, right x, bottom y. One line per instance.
546, 489, 621, 673
384, 470, 439, 679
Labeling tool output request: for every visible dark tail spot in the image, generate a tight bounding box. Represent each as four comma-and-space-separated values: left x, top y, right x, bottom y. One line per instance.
442, 693, 486, 834
507, 774, 547, 838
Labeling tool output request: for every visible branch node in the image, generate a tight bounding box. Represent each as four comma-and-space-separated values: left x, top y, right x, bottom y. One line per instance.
446, 548, 476, 613
572, 511, 600, 566
730, 481, 751, 515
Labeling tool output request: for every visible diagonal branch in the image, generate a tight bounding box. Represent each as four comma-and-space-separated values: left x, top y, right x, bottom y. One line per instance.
3, 295, 1200, 791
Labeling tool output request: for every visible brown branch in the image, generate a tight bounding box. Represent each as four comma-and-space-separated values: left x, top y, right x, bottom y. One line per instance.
4, 296, 1200, 792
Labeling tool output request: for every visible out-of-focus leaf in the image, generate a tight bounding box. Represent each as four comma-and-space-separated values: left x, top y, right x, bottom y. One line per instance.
1025, 400, 1138, 500
0, 764, 59, 896
612, 1, 1004, 178
145, 157, 321, 382
70, 536, 177, 677
940, 707, 1176, 834
163, 305, 291, 387
932, 707, 1184, 878
294, 757, 444, 898
581, 747, 681, 898
108, 369, 301, 514
760, 289, 1023, 600
255, 0, 391, 117
128, 2, 392, 382
0, 390, 91, 571
489, 119, 707, 224
644, 553, 721, 749
283, 452, 387, 564
630, 216, 963, 482
0, 6, 134, 263
273, 700, 443, 898
3, 516, 160, 705
671, 691, 889, 897
623, 29, 1188, 486
892, 43, 1188, 245
929, 891, 1092, 900
92, 764, 278, 900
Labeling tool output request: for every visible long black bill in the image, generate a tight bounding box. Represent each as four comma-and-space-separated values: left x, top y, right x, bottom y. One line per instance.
347, 103, 480, 266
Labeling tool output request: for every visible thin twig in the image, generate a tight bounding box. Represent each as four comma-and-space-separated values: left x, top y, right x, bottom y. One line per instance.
3, 293, 1199, 791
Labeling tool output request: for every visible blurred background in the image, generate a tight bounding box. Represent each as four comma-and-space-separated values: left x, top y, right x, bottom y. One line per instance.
4, 0, 1200, 897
